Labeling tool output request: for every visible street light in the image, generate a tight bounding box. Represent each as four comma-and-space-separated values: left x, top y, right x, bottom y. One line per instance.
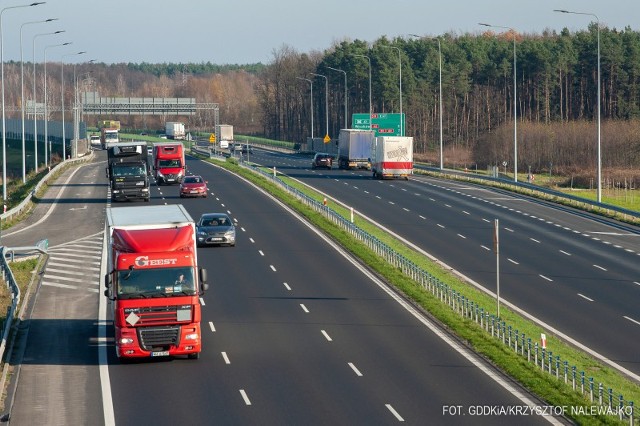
554, 9, 602, 203
33, 30, 64, 171
296, 77, 313, 139
479, 23, 518, 182
326, 66, 347, 129
44, 41, 71, 167
1, 1, 45, 202
352, 54, 372, 131
410, 34, 444, 169
381, 45, 402, 136
309, 72, 329, 142
61, 51, 86, 161
20, 18, 56, 183
433, 38, 443, 170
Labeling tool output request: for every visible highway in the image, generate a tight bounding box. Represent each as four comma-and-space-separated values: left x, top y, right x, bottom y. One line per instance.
104, 152, 555, 424
243, 150, 640, 381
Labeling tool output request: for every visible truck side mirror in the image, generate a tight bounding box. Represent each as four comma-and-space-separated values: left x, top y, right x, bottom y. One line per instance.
104, 273, 111, 288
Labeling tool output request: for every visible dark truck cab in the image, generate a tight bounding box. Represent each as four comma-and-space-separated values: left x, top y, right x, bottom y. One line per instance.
106, 142, 150, 202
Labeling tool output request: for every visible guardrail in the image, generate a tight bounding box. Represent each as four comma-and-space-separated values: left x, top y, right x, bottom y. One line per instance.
415, 165, 640, 224
242, 160, 636, 424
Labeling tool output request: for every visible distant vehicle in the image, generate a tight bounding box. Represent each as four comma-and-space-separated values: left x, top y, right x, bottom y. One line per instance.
219, 140, 229, 149
311, 153, 333, 169
165, 122, 186, 140
196, 213, 236, 247
99, 121, 120, 149
241, 144, 253, 154
371, 136, 414, 180
105, 142, 150, 202
216, 124, 233, 141
337, 129, 375, 170
90, 135, 101, 148
180, 175, 208, 198
159, 134, 168, 139
153, 143, 185, 185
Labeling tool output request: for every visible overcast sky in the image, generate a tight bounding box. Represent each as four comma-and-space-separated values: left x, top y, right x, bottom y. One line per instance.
1, 0, 638, 65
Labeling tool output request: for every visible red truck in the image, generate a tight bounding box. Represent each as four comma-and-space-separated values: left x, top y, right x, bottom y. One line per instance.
104, 204, 208, 360
153, 143, 185, 185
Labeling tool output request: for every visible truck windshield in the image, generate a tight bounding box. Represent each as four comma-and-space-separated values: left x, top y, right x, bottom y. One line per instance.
105, 133, 119, 142
117, 267, 196, 298
158, 159, 181, 168
112, 165, 146, 177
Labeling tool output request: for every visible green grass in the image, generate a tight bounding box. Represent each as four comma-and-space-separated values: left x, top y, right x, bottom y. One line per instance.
198, 154, 638, 425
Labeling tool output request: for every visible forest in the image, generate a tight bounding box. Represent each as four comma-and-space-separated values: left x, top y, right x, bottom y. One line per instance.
3, 24, 639, 186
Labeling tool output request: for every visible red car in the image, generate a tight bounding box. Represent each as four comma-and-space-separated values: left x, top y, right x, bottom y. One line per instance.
179, 175, 208, 198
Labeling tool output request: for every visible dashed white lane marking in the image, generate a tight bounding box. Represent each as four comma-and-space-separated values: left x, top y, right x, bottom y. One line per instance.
239, 389, 251, 405
221, 352, 231, 364
321, 330, 332, 342
300, 304, 309, 313
540, 275, 553, 282
270, 265, 276, 272
624, 316, 640, 326
385, 404, 404, 422
348, 362, 363, 377
283, 282, 292, 291
578, 294, 594, 302
593, 265, 607, 271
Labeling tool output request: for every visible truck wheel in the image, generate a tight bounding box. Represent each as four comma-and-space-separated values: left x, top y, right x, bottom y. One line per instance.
188, 352, 200, 360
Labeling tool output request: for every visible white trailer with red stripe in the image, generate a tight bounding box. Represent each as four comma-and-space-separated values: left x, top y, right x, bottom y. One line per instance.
371, 136, 413, 180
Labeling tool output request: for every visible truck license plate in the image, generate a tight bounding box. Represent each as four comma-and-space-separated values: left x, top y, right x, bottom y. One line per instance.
150, 350, 170, 357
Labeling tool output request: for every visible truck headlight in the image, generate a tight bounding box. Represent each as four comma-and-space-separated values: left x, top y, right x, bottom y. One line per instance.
119, 337, 134, 345
185, 333, 198, 341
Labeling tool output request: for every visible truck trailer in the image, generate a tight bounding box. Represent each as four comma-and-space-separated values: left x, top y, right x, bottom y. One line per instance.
106, 142, 150, 202
104, 204, 208, 360
370, 136, 414, 180
337, 129, 375, 170
153, 143, 185, 185
165, 122, 186, 140
216, 124, 233, 142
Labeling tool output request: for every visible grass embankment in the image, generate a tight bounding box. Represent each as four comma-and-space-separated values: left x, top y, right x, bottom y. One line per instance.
204, 155, 638, 425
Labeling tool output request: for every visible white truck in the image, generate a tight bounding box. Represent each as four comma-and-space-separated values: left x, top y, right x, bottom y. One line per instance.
337, 129, 375, 170
165, 122, 186, 140
216, 124, 233, 142
370, 136, 414, 180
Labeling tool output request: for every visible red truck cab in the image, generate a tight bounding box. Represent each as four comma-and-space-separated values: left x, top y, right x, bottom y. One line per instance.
153, 143, 185, 185
104, 205, 208, 360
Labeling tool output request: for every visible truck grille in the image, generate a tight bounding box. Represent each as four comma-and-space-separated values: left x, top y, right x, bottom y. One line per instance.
138, 326, 180, 351
124, 305, 191, 326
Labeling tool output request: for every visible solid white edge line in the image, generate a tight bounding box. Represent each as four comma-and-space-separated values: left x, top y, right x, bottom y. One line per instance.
99, 230, 116, 426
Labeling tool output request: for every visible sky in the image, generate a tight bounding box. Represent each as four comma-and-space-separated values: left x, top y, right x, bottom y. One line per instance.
1, 0, 639, 65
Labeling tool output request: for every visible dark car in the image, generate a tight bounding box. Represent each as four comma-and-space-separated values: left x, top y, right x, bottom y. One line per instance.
312, 153, 333, 169
196, 213, 236, 247
179, 175, 208, 198
241, 144, 253, 154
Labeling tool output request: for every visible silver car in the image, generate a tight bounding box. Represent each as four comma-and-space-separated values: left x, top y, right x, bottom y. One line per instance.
196, 213, 236, 247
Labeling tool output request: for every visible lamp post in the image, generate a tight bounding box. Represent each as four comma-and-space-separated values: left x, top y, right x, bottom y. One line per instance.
410, 34, 444, 169
381, 45, 402, 136
44, 41, 70, 167
326, 66, 347, 129
61, 51, 85, 161
1, 1, 45, 202
479, 23, 518, 182
353, 54, 372, 131
554, 9, 601, 203
296, 77, 314, 139
309, 72, 329, 142
20, 18, 56, 183
433, 38, 443, 170
33, 30, 64, 172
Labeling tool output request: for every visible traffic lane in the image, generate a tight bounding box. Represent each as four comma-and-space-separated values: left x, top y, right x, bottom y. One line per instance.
182, 158, 549, 424
278, 159, 640, 375
2, 155, 108, 248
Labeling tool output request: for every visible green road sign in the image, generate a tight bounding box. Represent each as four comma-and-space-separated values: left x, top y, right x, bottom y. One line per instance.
352, 113, 405, 136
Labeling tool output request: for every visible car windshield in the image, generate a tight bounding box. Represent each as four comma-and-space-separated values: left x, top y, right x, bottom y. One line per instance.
184, 177, 202, 184
116, 266, 196, 298
200, 216, 230, 227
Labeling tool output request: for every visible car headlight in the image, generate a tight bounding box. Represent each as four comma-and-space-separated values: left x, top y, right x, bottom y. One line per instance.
157, 171, 164, 178
225, 230, 236, 238
198, 231, 207, 237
